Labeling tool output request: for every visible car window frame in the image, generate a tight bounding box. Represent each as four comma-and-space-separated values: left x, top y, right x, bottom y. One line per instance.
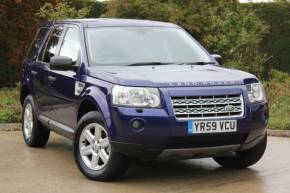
57, 25, 82, 66
37, 25, 66, 65
84, 26, 214, 67
26, 27, 49, 60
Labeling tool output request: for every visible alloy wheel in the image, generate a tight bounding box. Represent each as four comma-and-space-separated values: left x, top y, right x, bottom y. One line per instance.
79, 123, 111, 170
23, 103, 33, 140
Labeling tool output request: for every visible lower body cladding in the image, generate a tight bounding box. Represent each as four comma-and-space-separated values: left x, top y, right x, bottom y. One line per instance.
108, 101, 268, 160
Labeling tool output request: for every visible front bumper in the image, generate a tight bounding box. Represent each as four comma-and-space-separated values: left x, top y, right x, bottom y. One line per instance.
111, 133, 266, 160
106, 86, 269, 160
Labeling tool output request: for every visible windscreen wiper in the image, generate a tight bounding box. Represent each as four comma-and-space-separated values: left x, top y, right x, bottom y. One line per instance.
127, 62, 173, 66
178, 61, 216, 65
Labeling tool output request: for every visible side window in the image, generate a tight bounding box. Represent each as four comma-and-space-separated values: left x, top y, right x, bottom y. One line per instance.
27, 27, 48, 59
59, 27, 81, 65
39, 26, 64, 63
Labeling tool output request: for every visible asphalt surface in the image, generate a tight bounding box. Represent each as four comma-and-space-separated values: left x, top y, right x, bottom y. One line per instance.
0, 132, 290, 193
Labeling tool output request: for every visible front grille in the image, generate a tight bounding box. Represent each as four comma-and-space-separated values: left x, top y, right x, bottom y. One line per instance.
171, 94, 244, 120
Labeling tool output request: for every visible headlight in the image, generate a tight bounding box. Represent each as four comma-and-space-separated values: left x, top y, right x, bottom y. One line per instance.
246, 83, 266, 103
112, 85, 161, 108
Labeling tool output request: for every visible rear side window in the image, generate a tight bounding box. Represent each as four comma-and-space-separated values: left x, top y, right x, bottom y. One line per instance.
39, 26, 64, 63
59, 27, 81, 65
27, 28, 48, 59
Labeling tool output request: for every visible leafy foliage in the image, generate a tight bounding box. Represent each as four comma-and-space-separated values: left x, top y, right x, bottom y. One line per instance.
202, 6, 269, 78
0, 0, 57, 87
0, 0, 96, 88
264, 70, 290, 129
36, 1, 89, 21
1, 0, 289, 88
104, 0, 269, 79
251, 2, 290, 75
105, 0, 173, 21
0, 41, 17, 87
69, 0, 106, 18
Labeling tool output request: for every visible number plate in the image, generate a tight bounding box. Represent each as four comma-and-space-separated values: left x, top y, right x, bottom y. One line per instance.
188, 120, 237, 134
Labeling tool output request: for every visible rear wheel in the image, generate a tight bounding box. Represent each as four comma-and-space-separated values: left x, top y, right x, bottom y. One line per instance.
22, 95, 50, 147
74, 111, 130, 181
213, 136, 267, 169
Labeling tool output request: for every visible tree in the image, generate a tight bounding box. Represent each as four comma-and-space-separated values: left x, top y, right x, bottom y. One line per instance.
104, 0, 269, 79
252, 2, 290, 75
37, 1, 89, 21
69, 0, 106, 18
0, 0, 59, 87
202, 4, 269, 77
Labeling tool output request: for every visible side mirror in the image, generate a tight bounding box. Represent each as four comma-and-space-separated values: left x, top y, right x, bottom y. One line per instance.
50, 56, 78, 71
211, 54, 223, 65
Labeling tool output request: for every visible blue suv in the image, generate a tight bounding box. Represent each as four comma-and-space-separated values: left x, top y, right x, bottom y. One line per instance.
20, 19, 268, 181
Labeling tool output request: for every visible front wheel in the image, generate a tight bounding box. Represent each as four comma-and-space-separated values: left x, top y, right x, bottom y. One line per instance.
74, 111, 130, 181
213, 136, 267, 169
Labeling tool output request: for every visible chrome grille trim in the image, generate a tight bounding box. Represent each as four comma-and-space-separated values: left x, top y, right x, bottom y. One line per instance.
171, 94, 244, 120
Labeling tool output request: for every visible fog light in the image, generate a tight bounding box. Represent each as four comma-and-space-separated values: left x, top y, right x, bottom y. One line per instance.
132, 120, 143, 129
132, 120, 142, 129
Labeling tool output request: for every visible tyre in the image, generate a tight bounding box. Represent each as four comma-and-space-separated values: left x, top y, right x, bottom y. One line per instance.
74, 111, 130, 181
22, 95, 50, 147
213, 135, 267, 169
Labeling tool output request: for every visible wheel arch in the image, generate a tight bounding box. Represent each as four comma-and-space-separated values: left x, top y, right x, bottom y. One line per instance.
77, 87, 111, 123
77, 97, 100, 122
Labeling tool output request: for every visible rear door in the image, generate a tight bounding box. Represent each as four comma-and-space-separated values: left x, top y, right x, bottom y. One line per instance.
24, 27, 49, 102
47, 25, 82, 128
33, 26, 65, 118
28, 27, 51, 115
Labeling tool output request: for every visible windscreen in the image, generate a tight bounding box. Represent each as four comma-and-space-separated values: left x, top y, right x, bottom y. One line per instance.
85, 27, 212, 66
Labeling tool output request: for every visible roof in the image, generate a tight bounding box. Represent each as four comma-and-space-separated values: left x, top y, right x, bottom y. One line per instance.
54, 18, 179, 28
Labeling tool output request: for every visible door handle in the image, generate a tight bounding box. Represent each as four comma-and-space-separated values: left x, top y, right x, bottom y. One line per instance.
48, 75, 56, 82
31, 70, 38, 76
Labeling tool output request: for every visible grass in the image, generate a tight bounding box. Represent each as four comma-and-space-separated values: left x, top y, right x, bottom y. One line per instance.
0, 75, 289, 129
0, 87, 21, 123
264, 71, 290, 130
268, 96, 290, 130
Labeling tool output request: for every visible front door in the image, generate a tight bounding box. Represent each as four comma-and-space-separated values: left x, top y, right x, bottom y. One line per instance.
47, 26, 82, 128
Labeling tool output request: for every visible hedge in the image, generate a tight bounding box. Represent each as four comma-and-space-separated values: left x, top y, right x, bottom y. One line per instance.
0, 1, 289, 87
250, 3, 290, 75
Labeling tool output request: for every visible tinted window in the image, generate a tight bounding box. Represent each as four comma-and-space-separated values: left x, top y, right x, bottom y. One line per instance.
27, 28, 48, 59
59, 27, 81, 65
40, 27, 64, 63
